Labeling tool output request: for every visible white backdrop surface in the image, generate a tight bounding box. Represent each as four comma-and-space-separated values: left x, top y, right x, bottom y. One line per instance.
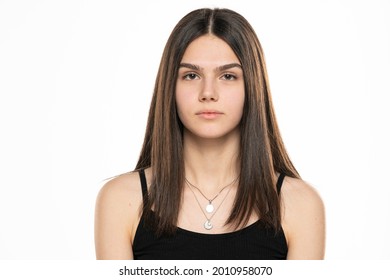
0, 0, 389, 259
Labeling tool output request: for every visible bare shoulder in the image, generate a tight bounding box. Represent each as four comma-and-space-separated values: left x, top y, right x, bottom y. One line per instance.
280, 176, 324, 209
96, 171, 143, 209
280, 176, 326, 259
96, 167, 153, 216
94, 169, 151, 259
95, 171, 144, 237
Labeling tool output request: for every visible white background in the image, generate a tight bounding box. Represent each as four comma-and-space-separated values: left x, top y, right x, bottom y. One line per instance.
0, 0, 389, 260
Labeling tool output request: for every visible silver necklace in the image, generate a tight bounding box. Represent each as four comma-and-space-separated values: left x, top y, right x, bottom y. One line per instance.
186, 179, 233, 230
184, 176, 239, 214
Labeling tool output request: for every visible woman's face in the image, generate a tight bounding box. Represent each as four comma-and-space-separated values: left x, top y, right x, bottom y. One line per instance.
175, 34, 245, 140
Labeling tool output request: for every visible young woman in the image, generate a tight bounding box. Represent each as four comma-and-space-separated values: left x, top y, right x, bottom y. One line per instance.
94, 8, 325, 260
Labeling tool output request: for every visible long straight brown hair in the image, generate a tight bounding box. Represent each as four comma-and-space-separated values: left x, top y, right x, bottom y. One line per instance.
135, 8, 299, 236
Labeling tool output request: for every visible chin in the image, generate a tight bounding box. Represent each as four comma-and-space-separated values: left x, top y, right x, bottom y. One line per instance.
185, 127, 240, 140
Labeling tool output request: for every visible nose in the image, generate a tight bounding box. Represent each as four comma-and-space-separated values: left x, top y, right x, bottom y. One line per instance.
199, 78, 218, 102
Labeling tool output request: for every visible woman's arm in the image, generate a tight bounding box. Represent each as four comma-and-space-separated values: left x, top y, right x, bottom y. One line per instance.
94, 173, 141, 260
281, 176, 326, 259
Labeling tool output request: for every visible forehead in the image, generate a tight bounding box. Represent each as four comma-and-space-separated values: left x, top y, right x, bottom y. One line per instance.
180, 35, 240, 66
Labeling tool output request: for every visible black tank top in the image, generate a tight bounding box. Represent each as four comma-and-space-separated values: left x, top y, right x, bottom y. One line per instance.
133, 170, 288, 260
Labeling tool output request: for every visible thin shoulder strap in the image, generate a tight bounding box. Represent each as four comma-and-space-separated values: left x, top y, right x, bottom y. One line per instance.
138, 169, 149, 207
276, 173, 286, 195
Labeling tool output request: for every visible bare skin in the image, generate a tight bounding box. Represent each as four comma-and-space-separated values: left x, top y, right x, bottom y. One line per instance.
94, 35, 326, 260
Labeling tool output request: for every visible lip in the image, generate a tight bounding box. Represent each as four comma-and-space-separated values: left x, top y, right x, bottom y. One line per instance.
195, 110, 223, 119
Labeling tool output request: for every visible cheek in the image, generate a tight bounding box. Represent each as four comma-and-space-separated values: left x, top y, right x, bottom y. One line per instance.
175, 89, 192, 121
175, 81, 201, 111
226, 90, 245, 119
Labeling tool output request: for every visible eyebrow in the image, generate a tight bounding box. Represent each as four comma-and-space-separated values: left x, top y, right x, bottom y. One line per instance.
179, 63, 242, 72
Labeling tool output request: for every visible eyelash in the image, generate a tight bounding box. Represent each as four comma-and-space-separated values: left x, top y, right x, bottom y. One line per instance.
182, 73, 237, 81
221, 73, 237, 81
183, 73, 199, 80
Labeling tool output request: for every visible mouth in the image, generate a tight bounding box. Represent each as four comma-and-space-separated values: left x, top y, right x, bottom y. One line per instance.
195, 110, 223, 119
196, 110, 223, 115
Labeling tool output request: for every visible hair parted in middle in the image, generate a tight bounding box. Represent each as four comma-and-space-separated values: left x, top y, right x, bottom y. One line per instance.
136, 8, 299, 236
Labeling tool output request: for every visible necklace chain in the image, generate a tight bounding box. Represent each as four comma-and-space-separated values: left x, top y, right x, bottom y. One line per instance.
185, 176, 238, 230
184, 176, 239, 203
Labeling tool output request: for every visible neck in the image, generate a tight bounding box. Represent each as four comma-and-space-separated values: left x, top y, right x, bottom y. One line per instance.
183, 129, 240, 195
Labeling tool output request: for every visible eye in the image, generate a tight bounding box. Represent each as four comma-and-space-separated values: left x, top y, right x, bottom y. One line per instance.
221, 73, 236, 81
183, 73, 200, 80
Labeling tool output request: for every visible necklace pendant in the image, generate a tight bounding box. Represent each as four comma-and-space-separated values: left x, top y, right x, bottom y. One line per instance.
205, 202, 214, 213
204, 220, 213, 230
